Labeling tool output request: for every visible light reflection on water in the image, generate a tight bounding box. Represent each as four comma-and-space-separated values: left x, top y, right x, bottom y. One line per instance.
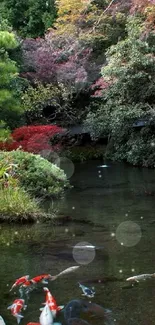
1, 161, 155, 324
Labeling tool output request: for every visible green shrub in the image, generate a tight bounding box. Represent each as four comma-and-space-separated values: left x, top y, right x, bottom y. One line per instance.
0, 186, 43, 222
125, 132, 155, 167
0, 120, 11, 142
105, 127, 155, 168
84, 17, 155, 168
0, 150, 70, 197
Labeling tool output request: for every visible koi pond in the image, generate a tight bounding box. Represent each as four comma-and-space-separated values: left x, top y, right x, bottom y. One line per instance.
1, 160, 155, 325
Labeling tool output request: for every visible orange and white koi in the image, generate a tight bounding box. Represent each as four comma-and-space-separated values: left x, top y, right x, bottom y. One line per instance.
21, 279, 33, 288
40, 287, 64, 318
10, 275, 29, 291
7, 299, 26, 324
31, 274, 53, 285
126, 273, 155, 282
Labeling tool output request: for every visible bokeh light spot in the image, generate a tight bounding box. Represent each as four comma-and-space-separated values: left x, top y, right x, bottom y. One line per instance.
72, 241, 96, 265
116, 221, 142, 247
55, 157, 74, 179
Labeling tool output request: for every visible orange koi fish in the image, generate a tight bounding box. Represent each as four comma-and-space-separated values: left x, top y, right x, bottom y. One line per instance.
22, 280, 33, 288
7, 299, 26, 324
31, 274, 53, 285
40, 287, 64, 318
10, 275, 29, 291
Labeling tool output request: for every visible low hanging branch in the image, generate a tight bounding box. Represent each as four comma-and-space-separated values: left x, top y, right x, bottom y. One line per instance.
89, 0, 117, 34
102, 0, 117, 15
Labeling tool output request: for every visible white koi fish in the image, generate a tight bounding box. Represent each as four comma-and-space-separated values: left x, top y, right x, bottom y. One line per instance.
55, 266, 80, 278
126, 273, 155, 282
49, 266, 80, 281
27, 323, 61, 325
0, 316, 6, 325
39, 304, 54, 325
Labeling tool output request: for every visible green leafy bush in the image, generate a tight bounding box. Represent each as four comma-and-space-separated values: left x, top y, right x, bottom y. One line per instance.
0, 27, 24, 128
21, 82, 62, 124
0, 120, 11, 142
105, 125, 155, 168
125, 130, 155, 167
0, 150, 69, 197
84, 16, 155, 167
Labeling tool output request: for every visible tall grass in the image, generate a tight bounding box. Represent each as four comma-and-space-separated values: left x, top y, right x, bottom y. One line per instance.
0, 186, 45, 222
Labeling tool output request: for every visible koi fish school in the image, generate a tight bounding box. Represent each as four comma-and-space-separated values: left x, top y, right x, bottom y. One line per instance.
4, 265, 155, 325
7, 266, 80, 324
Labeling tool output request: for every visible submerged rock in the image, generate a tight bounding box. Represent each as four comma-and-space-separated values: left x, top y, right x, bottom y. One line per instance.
64, 299, 114, 325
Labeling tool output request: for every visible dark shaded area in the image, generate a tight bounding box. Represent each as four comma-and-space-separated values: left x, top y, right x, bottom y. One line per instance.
64, 299, 114, 325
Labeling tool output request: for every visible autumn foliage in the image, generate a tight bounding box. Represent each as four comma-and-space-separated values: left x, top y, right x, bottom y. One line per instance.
21, 33, 93, 86
131, 0, 155, 30
0, 125, 65, 154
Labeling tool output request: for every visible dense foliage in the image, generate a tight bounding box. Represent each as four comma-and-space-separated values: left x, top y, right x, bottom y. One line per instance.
0, 150, 69, 197
0, 157, 44, 222
0, 124, 65, 153
0, 26, 23, 128
0, 0, 57, 37
85, 15, 155, 166
1, 0, 155, 167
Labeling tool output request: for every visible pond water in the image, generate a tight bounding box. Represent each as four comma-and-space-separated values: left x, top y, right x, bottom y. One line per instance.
1, 160, 155, 325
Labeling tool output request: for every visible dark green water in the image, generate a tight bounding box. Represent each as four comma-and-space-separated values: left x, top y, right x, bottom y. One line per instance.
1, 160, 155, 325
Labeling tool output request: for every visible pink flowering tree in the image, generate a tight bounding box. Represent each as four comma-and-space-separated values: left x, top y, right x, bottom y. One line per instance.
20, 32, 100, 124
21, 33, 95, 89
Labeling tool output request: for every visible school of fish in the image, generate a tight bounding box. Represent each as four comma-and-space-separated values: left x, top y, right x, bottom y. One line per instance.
2, 263, 116, 325
3, 263, 153, 325
6, 266, 80, 325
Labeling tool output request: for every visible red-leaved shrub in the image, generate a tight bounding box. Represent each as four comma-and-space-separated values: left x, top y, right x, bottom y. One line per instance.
0, 125, 65, 154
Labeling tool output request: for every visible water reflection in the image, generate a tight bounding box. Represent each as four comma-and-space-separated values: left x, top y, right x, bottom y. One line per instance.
1, 161, 155, 324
